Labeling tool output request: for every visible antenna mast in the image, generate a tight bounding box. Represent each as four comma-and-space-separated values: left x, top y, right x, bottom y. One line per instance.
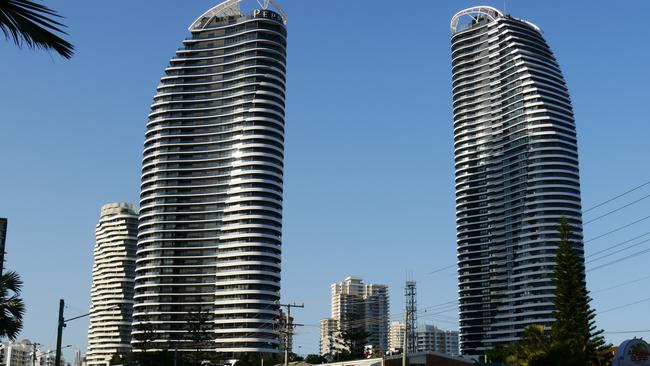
405, 281, 417, 353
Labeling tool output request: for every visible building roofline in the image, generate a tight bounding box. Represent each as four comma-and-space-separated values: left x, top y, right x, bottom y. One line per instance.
450, 6, 503, 34
189, 0, 287, 31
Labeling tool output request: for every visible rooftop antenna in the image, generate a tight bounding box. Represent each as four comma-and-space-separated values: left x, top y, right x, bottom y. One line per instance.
503, 0, 507, 14
257, 0, 270, 9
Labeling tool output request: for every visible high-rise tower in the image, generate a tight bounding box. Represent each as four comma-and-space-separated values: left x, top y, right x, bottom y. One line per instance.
450, 6, 584, 356
87, 203, 138, 366
0, 218, 7, 274
133, 0, 287, 356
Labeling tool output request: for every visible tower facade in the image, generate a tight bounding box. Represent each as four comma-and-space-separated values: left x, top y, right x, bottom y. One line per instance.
87, 203, 138, 366
0, 218, 6, 274
133, 0, 287, 355
450, 7, 584, 356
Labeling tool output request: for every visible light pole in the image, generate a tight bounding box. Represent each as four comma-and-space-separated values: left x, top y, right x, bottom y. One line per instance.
54, 299, 120, 366
26, 342, 40, 366
30, 343, 71, 366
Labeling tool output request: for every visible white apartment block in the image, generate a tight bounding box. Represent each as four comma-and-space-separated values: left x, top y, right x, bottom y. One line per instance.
388, 321, 405, 352
415, 325, 459, 357
87, 203, 137, 366
0, 341, 67, 366
320, 277, 389, 356
386, 323, 460, 357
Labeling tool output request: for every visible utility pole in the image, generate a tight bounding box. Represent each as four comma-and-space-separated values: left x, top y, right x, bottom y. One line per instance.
52, 300, 115, 366
279, 303, 304, 366
54, 299, 65, 366
30, 342, 40, 366
403, 280, 417, 366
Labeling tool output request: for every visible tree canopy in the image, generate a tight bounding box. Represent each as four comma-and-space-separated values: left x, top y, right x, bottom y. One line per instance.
484, 218, 612, 366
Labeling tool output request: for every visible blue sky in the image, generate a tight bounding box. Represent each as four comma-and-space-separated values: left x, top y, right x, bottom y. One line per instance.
1, 0, 649, 358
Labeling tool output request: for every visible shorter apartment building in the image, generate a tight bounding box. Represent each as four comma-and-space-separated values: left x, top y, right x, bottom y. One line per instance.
0, 340, 67, 366
320, 318, 345, 356
415, 325, 459, 357
388, 323, 459, 357
320, 277, 390, 356
387, 322, 405, 352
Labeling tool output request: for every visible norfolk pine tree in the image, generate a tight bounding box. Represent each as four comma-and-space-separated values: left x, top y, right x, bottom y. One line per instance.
550, 218, 610, 365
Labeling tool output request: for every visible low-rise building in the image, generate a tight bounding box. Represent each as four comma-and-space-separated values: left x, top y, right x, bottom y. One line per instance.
387, 323, 460, 357
388, 322, 405, 352
1, 340, 32, 366
384, 352, 471, 366
0, 340, 66, 366
320, 318, 345, 356
415, 325, 459, 357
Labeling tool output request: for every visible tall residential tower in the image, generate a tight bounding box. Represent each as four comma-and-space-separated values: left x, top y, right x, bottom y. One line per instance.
133, 0, 288, 356
87, 203, 138, 366
450, 6, 584, 356
0, 218, 6, 274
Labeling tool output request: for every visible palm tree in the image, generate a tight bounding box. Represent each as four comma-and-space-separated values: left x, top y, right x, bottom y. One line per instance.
0, 0, 74, 58
0, 271, 26, 341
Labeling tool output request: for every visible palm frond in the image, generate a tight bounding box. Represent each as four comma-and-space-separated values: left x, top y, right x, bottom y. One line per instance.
0, 271, 25, 341
0, 0, 74, 58
0, 271, 23, 294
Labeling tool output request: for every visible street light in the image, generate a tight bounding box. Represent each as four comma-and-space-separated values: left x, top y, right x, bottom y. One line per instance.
28, 344, 71, 366
54, 299, 120, 366
26, 342, 40, 366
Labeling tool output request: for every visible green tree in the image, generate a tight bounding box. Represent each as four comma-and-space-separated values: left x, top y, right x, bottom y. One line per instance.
482, 219, 613, 365
337, 311, 370, 361
235, 353, 253, 366
485, 344, 513, 363
0, 271, 25, 341
505, 325, 550, 366
0, 0, 74, 58
304, 354, 326, 364
290, 352, 304, 361
550, 218, 611, 365
340, 326, 370, 360
135, 321, 157, 354
186, 309, 213, 365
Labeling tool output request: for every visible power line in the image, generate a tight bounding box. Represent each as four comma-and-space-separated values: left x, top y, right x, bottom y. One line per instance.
584, 193, 650, 225
587, 231, 650, 258
428, 264, 456, 275
598, 296, 650, 315
586, 237, 650, 264
584, 214, 650, 243
317, 300, 458, 329
587, 247, 650, 272
604, 329, 650, 334
592, 273, 650, 294
584, 179, 650, 214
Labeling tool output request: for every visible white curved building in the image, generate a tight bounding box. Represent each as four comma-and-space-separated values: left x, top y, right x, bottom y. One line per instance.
87, 203, 138, 366
133, 0, 287, 356
450, 7, 585, 356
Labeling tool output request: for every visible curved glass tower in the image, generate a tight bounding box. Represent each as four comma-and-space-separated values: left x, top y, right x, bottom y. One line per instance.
87, 203, 137, 366
450, 6, 584, 356
133, 0, 287, 355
